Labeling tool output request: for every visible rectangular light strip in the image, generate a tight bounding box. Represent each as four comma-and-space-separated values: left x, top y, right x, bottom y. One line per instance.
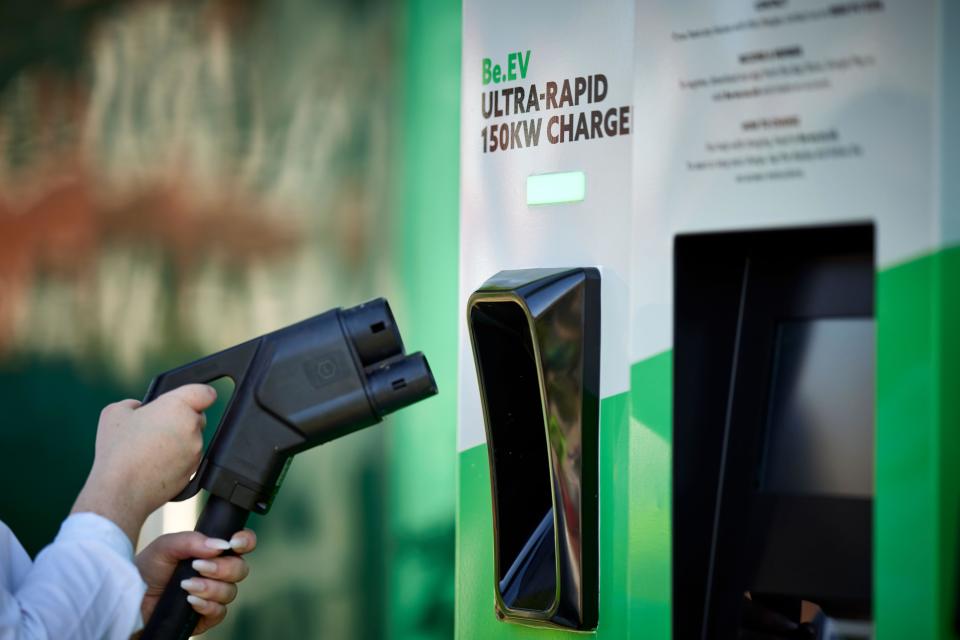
526, 171, 586, 206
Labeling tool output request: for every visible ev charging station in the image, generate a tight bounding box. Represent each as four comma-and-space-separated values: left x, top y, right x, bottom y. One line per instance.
455, 1, 960, 638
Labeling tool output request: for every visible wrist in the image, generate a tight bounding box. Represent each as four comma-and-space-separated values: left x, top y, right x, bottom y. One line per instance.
72, 468, 149, 546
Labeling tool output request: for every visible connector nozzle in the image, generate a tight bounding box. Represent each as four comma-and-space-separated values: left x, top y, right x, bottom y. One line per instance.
342, 298, 405, 366
368, 352, 437, 416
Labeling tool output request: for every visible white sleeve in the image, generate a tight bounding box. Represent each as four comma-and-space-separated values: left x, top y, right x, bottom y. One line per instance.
0, 514, 147, 640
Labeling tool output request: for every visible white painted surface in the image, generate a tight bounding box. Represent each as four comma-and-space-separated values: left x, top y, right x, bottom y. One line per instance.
459, 0, 947, 450
630, 0, 939, 362
458, 0, 636, 451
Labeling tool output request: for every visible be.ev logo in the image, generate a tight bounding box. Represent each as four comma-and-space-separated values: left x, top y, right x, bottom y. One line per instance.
482, 50, 531, 85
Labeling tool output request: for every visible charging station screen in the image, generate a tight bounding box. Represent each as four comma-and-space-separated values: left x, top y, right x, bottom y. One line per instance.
760, 317, 875, 498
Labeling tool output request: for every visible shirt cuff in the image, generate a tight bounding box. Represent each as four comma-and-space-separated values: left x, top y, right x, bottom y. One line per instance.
56, 513, 136, 564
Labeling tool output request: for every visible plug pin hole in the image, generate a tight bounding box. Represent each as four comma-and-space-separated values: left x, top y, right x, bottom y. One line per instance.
371, 321, 386, 333
391, 378, 407, 390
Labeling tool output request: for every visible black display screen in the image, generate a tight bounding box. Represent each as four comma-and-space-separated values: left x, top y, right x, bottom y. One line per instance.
760, 317, 875, 498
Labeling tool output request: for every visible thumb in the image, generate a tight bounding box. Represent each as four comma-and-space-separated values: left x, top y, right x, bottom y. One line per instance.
150, 531, 232, 563
162, 384, 217, 412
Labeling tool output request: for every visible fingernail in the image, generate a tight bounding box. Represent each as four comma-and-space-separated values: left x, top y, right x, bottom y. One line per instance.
205, 538, 231, 550
229, 535, 247, 551
186, 595, 207, 609
192, 559, 217, 573
206, 385, 217, 400
180, 578, 202, 593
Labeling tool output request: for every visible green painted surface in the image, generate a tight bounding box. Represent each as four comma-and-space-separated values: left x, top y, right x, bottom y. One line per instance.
598, 392, 632, 635
876, 245, 960, 639
386, 0, 461, 638
936, 247, 960, 639
875, 251, 937, 637
626, 351, 672, 639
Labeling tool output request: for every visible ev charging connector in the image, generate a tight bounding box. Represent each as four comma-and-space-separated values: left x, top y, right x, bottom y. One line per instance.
139, 298, 437, 640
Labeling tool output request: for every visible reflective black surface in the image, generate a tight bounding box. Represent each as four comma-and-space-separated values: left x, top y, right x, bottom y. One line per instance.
468, 267, 600, 630
470, 300, 556, 611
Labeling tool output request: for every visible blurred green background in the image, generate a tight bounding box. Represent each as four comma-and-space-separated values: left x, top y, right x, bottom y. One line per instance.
0, 0, 460, 638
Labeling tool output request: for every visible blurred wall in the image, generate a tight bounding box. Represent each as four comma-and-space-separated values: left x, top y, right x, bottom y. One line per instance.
385, 1, 460, 638
0, 0, 459, 638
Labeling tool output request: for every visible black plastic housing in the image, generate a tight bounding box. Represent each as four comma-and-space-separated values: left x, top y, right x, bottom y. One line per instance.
139, 297, 437, 640
467, 267, 600, 631
142, 297, 437, 514
673, 224, 874, 639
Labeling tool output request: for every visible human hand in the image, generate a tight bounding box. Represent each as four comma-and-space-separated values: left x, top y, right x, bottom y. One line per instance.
72, 384, 217, 544
136, 529, 257, 635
